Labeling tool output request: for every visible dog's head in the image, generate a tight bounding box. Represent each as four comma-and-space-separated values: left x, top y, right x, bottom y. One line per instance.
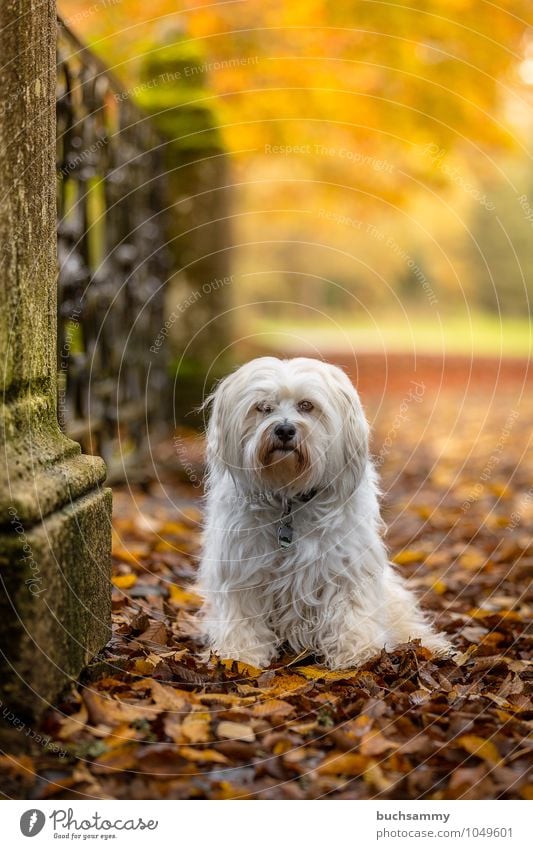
205, 357, 369, 497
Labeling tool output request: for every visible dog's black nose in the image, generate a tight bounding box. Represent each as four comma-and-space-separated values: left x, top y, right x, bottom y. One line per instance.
274, 421, 296, 443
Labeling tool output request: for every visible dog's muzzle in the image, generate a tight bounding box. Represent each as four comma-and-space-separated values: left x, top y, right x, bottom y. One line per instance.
272, 419, 297, 451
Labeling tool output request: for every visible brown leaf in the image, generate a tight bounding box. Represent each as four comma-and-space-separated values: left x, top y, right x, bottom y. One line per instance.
360, 731, 398, 756
138, 621, 168, 646
82, 690, 150, 726
55, 703, 89, 740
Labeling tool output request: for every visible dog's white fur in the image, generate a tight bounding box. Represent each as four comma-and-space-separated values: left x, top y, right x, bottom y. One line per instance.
198, 356, 449, 668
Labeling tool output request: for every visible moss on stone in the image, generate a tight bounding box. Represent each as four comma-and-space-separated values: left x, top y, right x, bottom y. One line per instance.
140, 39, 209, 88
136, 35, 222, 152
0, 488, 112, 720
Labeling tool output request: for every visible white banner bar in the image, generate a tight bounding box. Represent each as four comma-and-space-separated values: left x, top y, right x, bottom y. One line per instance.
3, 799, 531, 848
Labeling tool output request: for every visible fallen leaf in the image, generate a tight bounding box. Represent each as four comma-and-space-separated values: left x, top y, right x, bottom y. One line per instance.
318, 752, 367, 776
392, 550, 426, 565
251, 698, 295, 717
457, 735, 502, 765
181, 712, 211, 743
150, 680, 190, 712
178, 746, 228, 764
138, 621, 168, 646
112, 574, 137, 589
360, 731, 398, 756
217, 721, 256, 743
258, 672, 312, 698
82, 690, 150, 726
168, 585, 202, 608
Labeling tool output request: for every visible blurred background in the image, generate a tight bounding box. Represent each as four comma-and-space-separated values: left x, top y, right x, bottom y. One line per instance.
55, 0, 533, 507
58, 0, 532, 369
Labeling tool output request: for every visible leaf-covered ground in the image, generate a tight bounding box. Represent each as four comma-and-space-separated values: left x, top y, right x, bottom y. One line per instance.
2, 356, 532, 800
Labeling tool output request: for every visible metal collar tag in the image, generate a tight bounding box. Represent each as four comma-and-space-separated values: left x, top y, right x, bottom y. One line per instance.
278, 498, 294, 548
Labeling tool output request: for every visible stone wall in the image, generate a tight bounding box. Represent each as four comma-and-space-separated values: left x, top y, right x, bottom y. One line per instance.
0, 0, 112, 727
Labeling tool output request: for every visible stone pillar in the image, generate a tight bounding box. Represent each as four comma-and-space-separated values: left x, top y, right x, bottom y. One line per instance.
137, 32, 233, 423
0, 0, 112, 726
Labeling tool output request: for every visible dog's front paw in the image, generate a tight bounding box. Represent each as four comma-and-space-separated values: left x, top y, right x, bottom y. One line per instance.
324, 644, 381, 670
418, 631, 454, 657
217, 646, 277, 669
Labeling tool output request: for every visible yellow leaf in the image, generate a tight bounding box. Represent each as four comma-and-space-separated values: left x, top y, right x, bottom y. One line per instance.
220, 658, 263, 677
155, 539, 199, 554
168, 584, 202, 608
455, 645, 478, 665
457, 734, 501, 765
351, 714, 373, 735
469, 608, 493, 619
93, 742, 139, 772
292, 664, 325, 680
259, 673, 311, 698
200, 693, 255, 706
160, 521, 195, 537
495, 709, 513, 722
288, 720, 319, 734
364, 761, 394, 792
182, 711, 211, 744
133, 658, 156, 675
150, 680, 190, 712
105, 723, 140, 748
217, 721, 256, 742
294, 664, 355, 681
489, 482, 508, 497
214, 781, 244, 799
392, 550, 426, 565
318, 752, 367, 776
56, 704, 89, 740
252, 698, 294, 717
112, 573, 137, 589
179, 746, 228, 764
112, 547, 146, 565
460, 550, 486, 570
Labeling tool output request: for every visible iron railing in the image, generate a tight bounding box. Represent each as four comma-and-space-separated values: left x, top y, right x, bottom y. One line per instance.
56, 17, 169, 481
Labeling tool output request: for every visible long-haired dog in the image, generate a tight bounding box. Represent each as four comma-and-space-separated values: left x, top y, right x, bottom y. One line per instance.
198, 356, 449, 668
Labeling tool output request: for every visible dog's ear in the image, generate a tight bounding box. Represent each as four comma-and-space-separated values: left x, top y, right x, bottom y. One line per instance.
203, 372, 239, 479
327, 366, 369, 498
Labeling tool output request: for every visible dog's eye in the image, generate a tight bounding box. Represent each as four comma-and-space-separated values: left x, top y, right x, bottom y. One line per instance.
256, 401, 273, 414
297, 400, 314, 412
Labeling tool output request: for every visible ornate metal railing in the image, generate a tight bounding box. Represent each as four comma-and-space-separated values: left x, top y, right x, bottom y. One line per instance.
56, 17, 169, 482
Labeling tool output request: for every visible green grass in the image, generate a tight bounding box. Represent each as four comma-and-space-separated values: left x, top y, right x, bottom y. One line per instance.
245, 312, 532, 357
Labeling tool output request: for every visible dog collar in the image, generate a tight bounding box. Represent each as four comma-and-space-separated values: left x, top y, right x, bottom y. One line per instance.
278, 489, 318, 548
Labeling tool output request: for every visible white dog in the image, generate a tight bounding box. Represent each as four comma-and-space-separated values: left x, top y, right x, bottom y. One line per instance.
198, 357, 449, 669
